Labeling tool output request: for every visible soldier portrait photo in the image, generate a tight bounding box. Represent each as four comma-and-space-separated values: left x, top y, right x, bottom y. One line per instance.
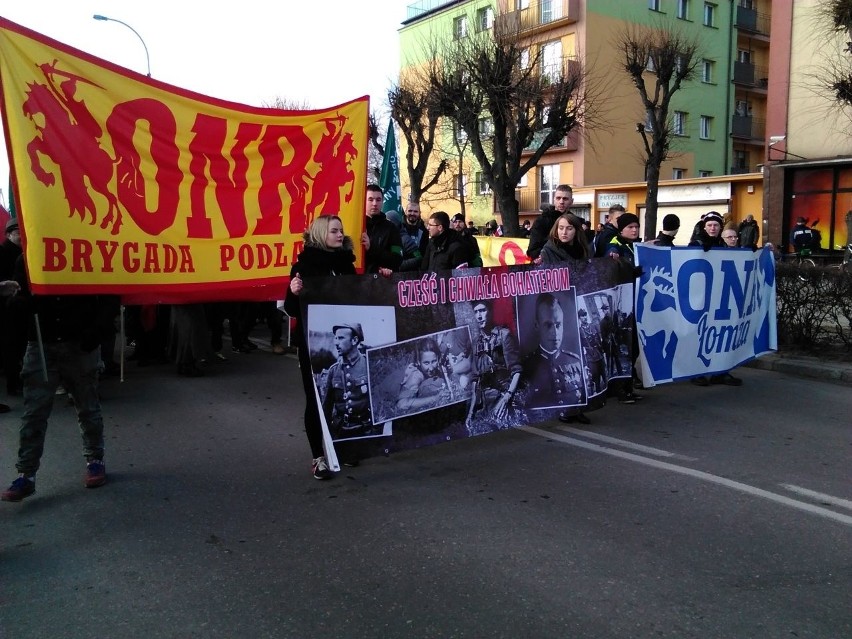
306, 304, 395, 442
517, 291, 587, 410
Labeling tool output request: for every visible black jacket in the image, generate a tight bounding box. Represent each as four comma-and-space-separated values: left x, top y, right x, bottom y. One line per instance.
13, 255, 118, 350
526, 206, 560, 260
689, 232, 725, 251
593, 222, 619, 257
654, 231, 676, 247
365, 212, 403, 273
284, 236, 357, 348
421, 229, 470, 272
399, 220, 429, 272
539, 238, 586, 264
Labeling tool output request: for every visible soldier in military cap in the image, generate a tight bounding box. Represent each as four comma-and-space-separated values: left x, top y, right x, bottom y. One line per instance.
578, 308, 606, 395
468, 299, 522, 424
322, 322, 374, 439
522, 293, 586, 409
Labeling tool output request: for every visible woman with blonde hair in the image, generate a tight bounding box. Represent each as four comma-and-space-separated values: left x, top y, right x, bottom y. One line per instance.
284, 215, 356, 479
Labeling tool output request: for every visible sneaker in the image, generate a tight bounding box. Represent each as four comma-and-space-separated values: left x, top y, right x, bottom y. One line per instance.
272, 343, 285, 355
85, 460, 107, 488
231, 345, 252, 354
244, 341, 258, 351
691, 376, 710, 387
2, 475, 35, 501
618, 392, 643, 404
213, 351, 228, 361
312, 456, 333, 480
710, 372, 743, 386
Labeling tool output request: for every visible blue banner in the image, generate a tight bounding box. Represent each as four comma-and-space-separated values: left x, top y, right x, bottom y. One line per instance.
634, 245, 777, 386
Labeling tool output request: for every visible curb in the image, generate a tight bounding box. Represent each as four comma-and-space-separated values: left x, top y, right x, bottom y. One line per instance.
745, 354, 852, 386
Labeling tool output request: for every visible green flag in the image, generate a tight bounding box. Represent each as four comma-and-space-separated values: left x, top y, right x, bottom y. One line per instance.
7, 179, 16, 218
380, 123, 403, 226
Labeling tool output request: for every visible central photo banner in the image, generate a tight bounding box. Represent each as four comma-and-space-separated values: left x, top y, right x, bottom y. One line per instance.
298, 261, 630, 461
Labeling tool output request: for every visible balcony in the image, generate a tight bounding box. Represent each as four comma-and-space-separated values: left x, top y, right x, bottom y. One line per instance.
730, 115, 766, 143
523, 125, 580, 153
495, 0, 579, 38
733, 62, 769, 89
735, 6, 771, 37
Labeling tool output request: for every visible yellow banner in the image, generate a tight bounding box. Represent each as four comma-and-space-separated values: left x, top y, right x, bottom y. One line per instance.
475, 236, 530, 267
0, 19, 368, 302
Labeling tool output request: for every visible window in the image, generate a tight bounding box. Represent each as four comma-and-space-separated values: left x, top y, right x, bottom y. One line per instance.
540, 0, 563, 23
737, 49, 752, 64
739, 0, 753, 9
733, 150, 748, 170
516, 0, 530, 8
453, 174, 468, 198
703, 2, 716, 26
699, 170, 713, 177
735, 100, 751, 117
541, 40, 562, 83
677, 0, 689, 19
644, 111, 655, 132
700, 115, 713, 139
519, 48, 530, 70
476, 171, 492, 195
646, 54, 657, 72
539, 164, 560, 205
518, 172, 528, 188
453, 16, 468, 39
479, 117, 494, 138
673, 111, 687, 136
673, 168, 687, 179
649, 0, 661, 10
675, 54, 686, 75
701, 59, 714, 83
454, 123, 467, 144
476, 6, 494, 31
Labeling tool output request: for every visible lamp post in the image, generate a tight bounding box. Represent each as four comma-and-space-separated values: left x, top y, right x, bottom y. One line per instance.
92, 14, 151, 77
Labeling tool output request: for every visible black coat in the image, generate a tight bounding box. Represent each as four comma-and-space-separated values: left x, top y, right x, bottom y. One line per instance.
539, 238, 586, 264
365, 212, 403, 273
526, 207, 560, 260
421, 229, 470, 272
284, 237, 357, 348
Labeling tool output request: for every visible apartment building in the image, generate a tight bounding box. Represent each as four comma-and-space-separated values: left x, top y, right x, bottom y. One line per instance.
399, 0, 774, 235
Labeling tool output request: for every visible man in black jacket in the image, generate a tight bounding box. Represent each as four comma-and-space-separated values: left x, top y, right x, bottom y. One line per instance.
527, 184, 573, 262
450, 214, 483, 267
362, 184, 403, 275
422, 211, 470, 272
399, 200, 429, 271
593, 204, 625, 257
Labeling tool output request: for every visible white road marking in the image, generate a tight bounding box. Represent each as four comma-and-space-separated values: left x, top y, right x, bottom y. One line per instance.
555, 425, 697, 461
520, 425, 852, 527
780, 484, 852, 511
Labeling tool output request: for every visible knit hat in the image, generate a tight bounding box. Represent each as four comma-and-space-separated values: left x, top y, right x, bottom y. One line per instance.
662, 214, 680, 231
451, 213, 465, 223
5, 218, 18, 233
701, 211, 724, 227
617, 213, 640, 231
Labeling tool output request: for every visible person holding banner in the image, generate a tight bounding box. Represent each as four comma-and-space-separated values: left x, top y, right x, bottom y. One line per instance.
399, 201, 429, 272
689, 211, 744, 387
451, 214, 483, 267
528, 184, 574, 261
422, 212, 471, 272
363, 185, 403, 276
604, 214, 644, 404
539, 213, 591, 264
285, 215, 357, 480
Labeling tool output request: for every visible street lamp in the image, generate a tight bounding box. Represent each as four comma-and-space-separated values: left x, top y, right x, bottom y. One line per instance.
93, 14, 151, 77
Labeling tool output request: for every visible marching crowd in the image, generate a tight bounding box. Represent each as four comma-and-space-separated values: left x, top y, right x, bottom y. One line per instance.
287, 183, 758, 480
1, 181, 760, 495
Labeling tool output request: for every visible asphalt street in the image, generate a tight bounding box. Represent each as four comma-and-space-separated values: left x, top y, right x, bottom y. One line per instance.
1, 342, 850, 639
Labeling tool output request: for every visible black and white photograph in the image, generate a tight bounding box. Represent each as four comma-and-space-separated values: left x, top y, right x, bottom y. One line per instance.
306, 304, 396, 441
366, 326, 474, 423
589, 285, 634, 381
576, 293, 608, 397
516, 289, 587, 410
453, 297, 527, 434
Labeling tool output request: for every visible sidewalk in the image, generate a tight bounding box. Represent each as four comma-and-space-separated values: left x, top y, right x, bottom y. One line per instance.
746, 349, 852, 386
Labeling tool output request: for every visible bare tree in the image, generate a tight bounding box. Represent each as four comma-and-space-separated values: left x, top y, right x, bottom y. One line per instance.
388, 80, 448, 203
616, 24, 701, 239
424, 24, 588, 236
368, 112, 385, 183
